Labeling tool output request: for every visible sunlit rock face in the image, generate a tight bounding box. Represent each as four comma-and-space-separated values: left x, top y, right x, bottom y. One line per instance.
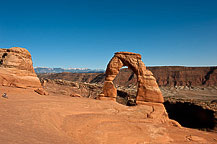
0, 47, 42, 88
100, 52, 164, 103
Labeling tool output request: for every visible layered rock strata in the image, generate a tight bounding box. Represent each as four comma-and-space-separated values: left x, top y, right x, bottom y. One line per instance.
100, 52, 164, 103
37, 66, 217, 87
0, 47, 42, 88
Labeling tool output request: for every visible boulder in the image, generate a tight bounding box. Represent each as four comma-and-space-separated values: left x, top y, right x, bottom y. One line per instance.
0, 47, 42, 89
34, 88, 49, 95
70, 93, 81, 97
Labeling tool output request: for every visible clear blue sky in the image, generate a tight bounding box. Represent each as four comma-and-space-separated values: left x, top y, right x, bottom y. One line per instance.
0, 0, 217, 69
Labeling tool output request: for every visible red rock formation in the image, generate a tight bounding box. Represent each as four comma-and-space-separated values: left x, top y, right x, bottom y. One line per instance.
37, 66, 217, 88
0, 47, 42, 89
148, 66, 217, 87
34, 88, 49, 95
100, 52, 164, 103
2, 86, 217, 144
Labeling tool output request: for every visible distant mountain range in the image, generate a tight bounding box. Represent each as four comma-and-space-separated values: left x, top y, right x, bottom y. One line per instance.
34, 67, 105, 73
37, 66, 217, 87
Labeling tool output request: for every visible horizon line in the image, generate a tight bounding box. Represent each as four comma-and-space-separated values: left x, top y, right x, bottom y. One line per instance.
34, 65, 217, 69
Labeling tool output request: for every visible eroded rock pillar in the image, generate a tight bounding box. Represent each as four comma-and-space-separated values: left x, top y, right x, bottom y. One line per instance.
99, 56, 123, 100
136, 70, 164, 103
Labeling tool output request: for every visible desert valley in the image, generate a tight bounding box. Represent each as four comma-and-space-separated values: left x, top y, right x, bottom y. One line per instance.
0, 47, 216, 144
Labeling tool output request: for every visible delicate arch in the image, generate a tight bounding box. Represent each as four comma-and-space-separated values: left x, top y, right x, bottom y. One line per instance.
100, 52, 164, 104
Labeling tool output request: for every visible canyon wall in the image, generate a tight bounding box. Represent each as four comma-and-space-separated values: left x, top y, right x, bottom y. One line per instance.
149, 66, 217, 87
37, 66, 217, 87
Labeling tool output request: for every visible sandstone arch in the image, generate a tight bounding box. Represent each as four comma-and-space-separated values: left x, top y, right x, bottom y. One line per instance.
100, 52, 164, 103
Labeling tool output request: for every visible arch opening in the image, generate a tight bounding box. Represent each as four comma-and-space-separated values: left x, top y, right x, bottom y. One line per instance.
114, 67, 138, 106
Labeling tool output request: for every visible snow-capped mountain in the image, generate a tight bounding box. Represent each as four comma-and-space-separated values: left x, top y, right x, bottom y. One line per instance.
34, 67, 104, 73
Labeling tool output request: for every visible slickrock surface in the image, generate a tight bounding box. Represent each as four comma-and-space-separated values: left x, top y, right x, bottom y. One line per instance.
101, 52, 164, 103
39, 76, 217, 132
0, 47, 41, 88
0, 86, 217, 144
